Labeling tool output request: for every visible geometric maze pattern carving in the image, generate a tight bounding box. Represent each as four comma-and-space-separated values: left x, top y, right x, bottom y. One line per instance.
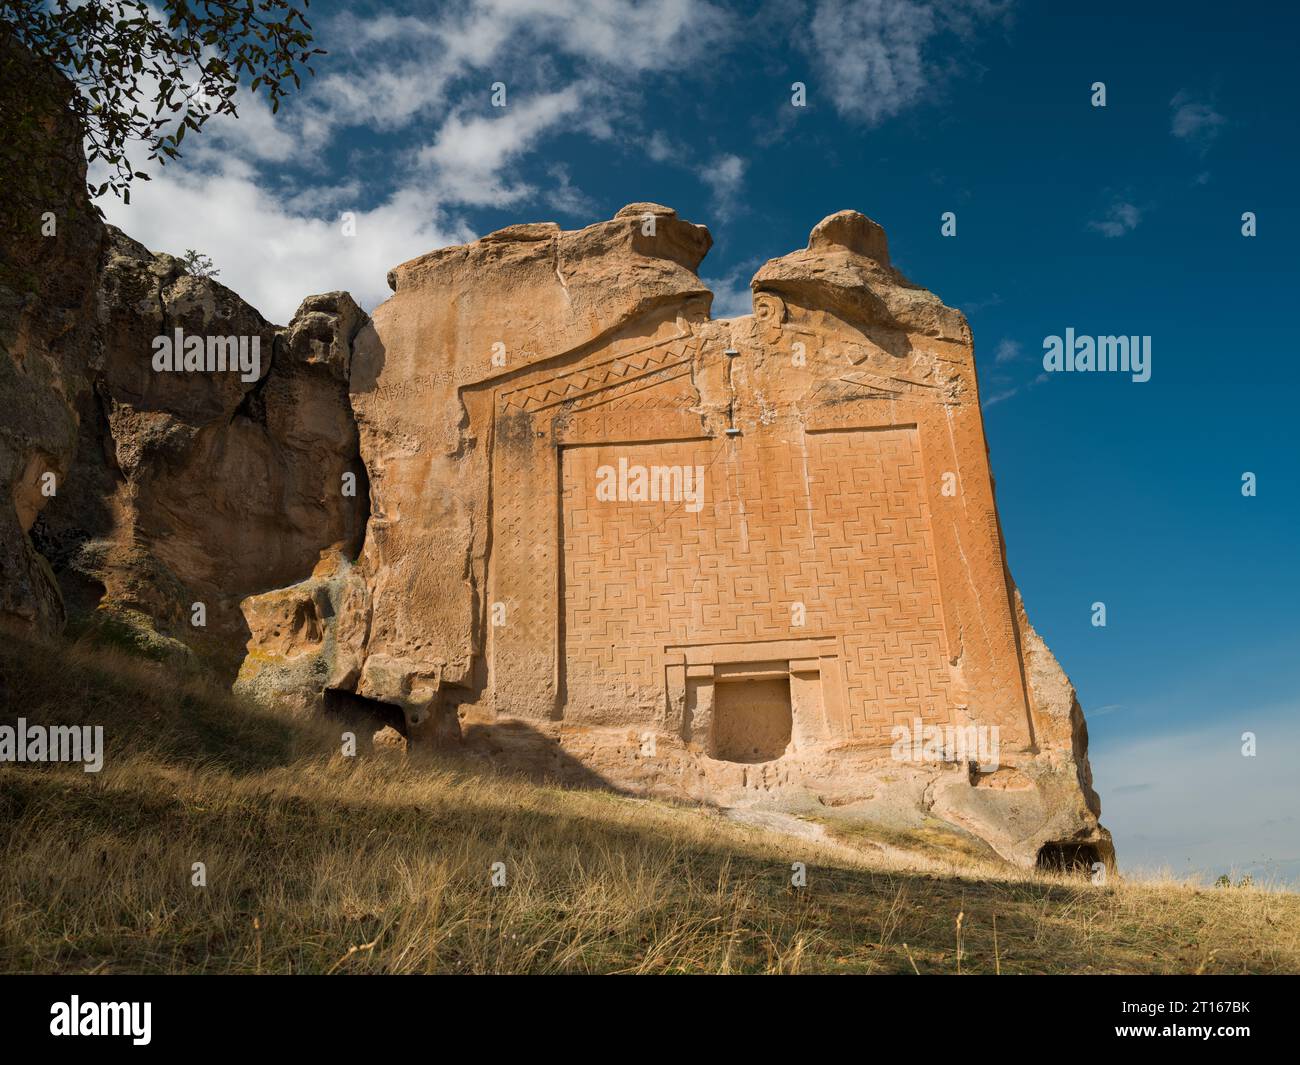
561, 426, 953, 742
488, 333, 702, 719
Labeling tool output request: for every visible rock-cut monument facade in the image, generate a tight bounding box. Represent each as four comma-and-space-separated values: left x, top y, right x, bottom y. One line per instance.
233, 204, 1112, 869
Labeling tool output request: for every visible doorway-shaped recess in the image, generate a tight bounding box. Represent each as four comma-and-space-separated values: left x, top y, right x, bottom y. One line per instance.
711, 677, 793, 763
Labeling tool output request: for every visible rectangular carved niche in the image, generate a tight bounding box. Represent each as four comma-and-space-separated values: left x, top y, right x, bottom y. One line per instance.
712, 677, 792, 763
666, 638, 843, 760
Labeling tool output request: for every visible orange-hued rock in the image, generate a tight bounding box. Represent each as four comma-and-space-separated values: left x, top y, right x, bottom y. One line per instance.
2, 43, 368, 667
32, 233, 369, 671
237, 205, 1112, 868
0, 45, 1112, 866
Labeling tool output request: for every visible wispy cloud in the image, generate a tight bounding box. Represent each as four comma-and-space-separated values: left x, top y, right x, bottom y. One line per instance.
1090, 703, 1126, 717
1170, 90, 1226, 149
645, 130, 685, 164
962, 292, 1003, 314
543, 163, 596, 217
415, 86, 590, 207
982, 385, 1020, 407
993, 338, 1021, 364
1088, 199, 1142, 238
982, 344, 1049, 407
802, 0, 1008, 126
700, 153, 748, 221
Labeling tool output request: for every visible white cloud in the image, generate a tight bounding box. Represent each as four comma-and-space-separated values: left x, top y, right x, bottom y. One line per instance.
308, 63, 453, 137
803, 0, 1005, 126
292, 0, 730, 150
92, 1, 737, 321
98, 162, 472, 324
543, 163, 596, 217
327, 13, 439, 49
700, 152, 747, 220
1170, 90, 1225, 148
981, 385, 1019, 407
200, 90, 303, 162
1088, 200, 1141, 238
281, 179, 365, 215
416, 87, 590, 207
463, 0, 734, 72
993, 338, 1020, 364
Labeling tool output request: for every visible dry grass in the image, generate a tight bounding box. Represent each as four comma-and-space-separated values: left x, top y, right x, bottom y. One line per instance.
2, 634, 1297, 974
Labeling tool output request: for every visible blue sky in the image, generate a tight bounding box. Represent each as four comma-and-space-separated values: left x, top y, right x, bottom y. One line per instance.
100, 0, 1300, 883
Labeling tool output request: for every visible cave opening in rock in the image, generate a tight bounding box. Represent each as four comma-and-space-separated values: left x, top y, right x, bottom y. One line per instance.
1036, 841, 1102, 873
711, 677, 793, 763
323, 687, 407, 738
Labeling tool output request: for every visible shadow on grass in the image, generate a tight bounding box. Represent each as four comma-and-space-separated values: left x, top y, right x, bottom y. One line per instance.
1, 633, 303, 775
0, 630, 1092, 910
9, 632, 1286, 974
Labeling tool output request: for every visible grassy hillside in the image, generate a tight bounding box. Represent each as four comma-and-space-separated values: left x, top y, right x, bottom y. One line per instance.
1, 635, 1297, 974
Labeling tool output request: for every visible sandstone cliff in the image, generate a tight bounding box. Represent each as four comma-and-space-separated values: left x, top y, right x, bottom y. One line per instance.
230, 205, 1113, 870
33, 232, 368, 673
1, 67, 1110, 867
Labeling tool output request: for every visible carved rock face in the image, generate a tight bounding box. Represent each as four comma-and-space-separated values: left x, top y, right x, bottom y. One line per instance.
237, 205, 1112, 868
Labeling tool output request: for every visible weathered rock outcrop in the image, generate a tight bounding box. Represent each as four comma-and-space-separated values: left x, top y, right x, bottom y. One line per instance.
31, 240, 369, 671
0, 40, 104, 637
2, 44, 367, 669
234, 204, 1113, 869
